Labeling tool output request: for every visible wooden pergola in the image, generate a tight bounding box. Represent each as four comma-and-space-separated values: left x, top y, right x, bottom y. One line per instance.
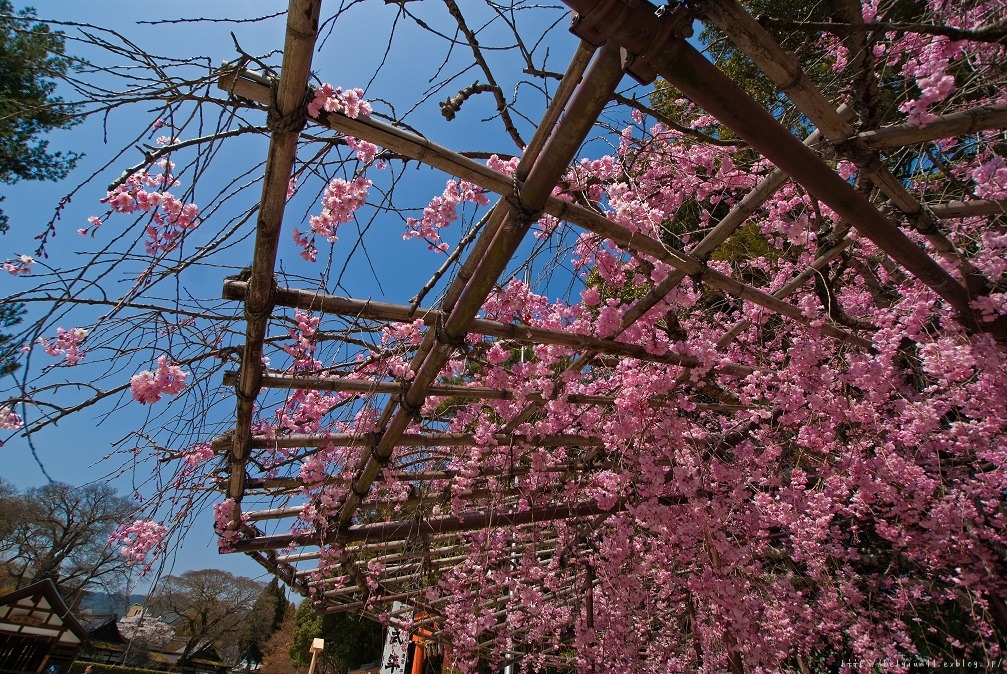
207, 0, 1007, 668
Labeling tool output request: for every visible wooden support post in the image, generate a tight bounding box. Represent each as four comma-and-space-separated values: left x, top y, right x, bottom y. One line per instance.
308, 638, 324, 674
225, 0, 322, 510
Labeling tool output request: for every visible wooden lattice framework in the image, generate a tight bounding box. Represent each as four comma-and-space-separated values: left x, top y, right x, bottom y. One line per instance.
207, 0, 1007, 668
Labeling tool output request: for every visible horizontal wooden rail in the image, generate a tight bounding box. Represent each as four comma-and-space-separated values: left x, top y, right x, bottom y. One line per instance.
222, 371, 753, 414
211, 430, 604, 454
223, 281, 757, 376
857, 104, 1007, 149
231, 500, 618, 552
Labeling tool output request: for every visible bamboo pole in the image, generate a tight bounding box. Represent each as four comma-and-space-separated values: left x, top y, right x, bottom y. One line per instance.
495, 109, 854, 436
222, 371, 753, 412
276, 532, 463, 563
331, 45, 628, 545
857, 104, 1007, 149
225, 0, 322, 507
222, 66, 1007, 227
245, 488, 508, 522
223, 281, 756, 376
234, 459, 618, 492
232, 500, 619, 552
562, 0, 1005, 340
223, 370, 616, 405
213, 431, 604, 453
929, 198, 1007, 218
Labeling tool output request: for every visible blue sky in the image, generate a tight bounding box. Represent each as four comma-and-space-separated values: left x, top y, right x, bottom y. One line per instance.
1, 1, 588, 586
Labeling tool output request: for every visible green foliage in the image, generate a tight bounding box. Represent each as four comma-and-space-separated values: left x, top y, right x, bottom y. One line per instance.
0, 300, 25, 375
290, 601, 383, 674
0, 0, 81, 233
584, 268, 648, 307
237, 578, 289, 667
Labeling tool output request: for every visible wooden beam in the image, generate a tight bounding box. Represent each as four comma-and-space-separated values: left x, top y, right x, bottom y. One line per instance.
929, 198, 1007, 218
565, 0, 1000, 337
696, 0, 992, 297
224, 0, 322, 507
212, 431, 603, 453
223, 281, 756, 376
223, 370, 616, 405
231, 500, 619, 552
222, 371, 752, 413
245, 488, 506, 522
858, 104, 1007, 149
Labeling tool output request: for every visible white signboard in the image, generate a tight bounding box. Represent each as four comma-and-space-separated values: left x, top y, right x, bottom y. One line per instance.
380, 602, 412, 674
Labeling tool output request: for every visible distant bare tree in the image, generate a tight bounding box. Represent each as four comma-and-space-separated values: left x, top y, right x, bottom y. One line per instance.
0, 480, 134, 601
152, 568, 261, 665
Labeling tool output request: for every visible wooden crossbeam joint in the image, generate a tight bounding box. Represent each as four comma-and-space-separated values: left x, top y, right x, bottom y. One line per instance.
570, 1, 694, 83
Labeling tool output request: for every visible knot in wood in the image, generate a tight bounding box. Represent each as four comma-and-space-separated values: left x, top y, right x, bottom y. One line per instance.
399, 398, 424, 420
909, 207, 940, 236
622, 4, 696, 84
369, 444, 391, 467
234, 383, 258, 403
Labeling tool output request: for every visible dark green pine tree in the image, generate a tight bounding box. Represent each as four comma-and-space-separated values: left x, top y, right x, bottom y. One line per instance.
1, 2, 81, 378
239, 578, 289, 668
0, 301, 24, 375
0, 0, 81, 234
290, 599, 383, 674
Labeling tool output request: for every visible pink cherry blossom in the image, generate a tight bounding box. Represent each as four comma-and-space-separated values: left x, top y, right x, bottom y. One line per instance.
99, 163, 199, 255
3, 254, 34, 276
110, 519, 168, 567
403, 178, 490, 251
37, 327, 88, 366
306, 84, 372, 120
130, 355, 189, 404
0, 406, 23, 430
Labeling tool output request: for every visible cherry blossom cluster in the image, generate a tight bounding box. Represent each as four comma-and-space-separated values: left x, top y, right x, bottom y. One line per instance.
129, 355, 189, 404
182, 441, 214, 466
293, 176, 371, 261
213, 498, 249, 552
403, 178, 490, 252
346, 136, 379, 164
0, 406, 23, 430
97, 162, 199, 255
306, 84, 372, 120
37, 327, 88, 366
3, 254, 34, 276
110, 519, 168, 567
